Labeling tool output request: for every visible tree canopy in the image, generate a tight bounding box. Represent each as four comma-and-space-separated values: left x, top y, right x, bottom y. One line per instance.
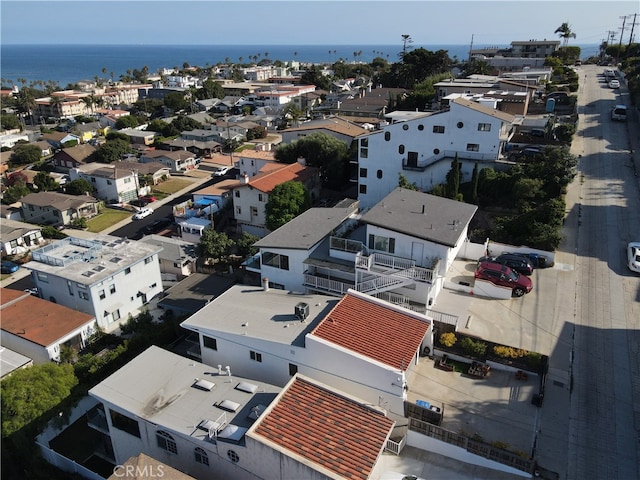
10, 144, 41, 166
198, 227, 234, 259
273, 132, 350, 188
1, 363, 78, 438
65, 178, 95, 195
94, 138, 133, 163
265, 181, 310, 231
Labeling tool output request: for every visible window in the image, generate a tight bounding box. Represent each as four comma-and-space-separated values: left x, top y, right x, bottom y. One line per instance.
377, 169, 383, 179
360, 147, 368, 158
289, 363, 298, 376
359, 168, 367, 178
384, 132, 391, 141
203, 336, 217, 350
37, 273, 49, 283
262, 252, 289, 270
195, 447, 209, 466
250, 206, 258, 217
478, 123, 491, 132
432, 125, 445, 134
125, 267, 131, 275
156, 430, 177, 454
110, 410, 141, 438
144, 257, 152, 264
418, 124, 424, 131
79, 291, 89, 300
402, 124, 409, 130
250, 351, 262, 362
91, 177, 96, 183
258, 194, 263, 202
67, 280, 74, 296
360, 138, 368, 158
368, 234, 395, 254
236, 207, 241, 215
234, 190, 240, 197
112, 309, 121, 321
361, 138, 368, 147
398, 145, 405, 154
466, 144, 480, 152
109, 284, 116, 294
359, 184, 367, 194
99, 290, 106, 300
227, 450, 239, 463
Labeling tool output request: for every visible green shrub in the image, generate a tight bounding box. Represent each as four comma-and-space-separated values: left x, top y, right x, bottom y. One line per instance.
439, 332, 457, 347
459, 336, 487, 357
491, 441, 510, 450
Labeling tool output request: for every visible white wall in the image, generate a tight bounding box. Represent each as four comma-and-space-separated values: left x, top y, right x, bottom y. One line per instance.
0, 331, 53, 364
233, 186, 267, 231
259, 248, 310, 292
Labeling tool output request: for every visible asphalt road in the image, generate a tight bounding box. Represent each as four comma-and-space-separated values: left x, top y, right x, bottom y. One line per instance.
563, 65, 640, 479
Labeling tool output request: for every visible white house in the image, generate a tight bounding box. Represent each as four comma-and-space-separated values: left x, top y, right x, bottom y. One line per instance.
25, 234, 163, 332
232, 161, 321, 237
139, 234, 198, 282
0, 288, 97, 364
140, 150, 198, 173
0, 218, 45, 256
88, 346, 395, 480
250, 188, 477, 312
356, 97, 515, 209
176, 217, 212, 244
181, 287, 433, 421
70, 163, 139, 204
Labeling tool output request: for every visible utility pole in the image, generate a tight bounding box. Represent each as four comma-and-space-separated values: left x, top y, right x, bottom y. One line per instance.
617, 15, 628, 58
627, 13, 638, 51
468, 34, 475, 62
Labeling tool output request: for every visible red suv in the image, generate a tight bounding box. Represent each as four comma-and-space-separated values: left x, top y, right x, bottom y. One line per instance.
474, 261, 533, 297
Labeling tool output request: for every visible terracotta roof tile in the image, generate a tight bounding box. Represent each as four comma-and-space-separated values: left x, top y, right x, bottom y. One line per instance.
311, 291, 430, 370
245, 163, 318, 194
252, 376, 394, 480
1, 288, 95, 347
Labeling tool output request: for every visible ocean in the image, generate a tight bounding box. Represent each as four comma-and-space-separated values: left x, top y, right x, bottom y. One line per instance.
0, 43, 600, 88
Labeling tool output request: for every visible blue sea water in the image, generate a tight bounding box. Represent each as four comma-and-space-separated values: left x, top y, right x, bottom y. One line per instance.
1, 43, 599, 88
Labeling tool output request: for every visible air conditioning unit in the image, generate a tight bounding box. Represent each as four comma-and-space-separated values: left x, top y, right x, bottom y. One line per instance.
295, 302, 309, 321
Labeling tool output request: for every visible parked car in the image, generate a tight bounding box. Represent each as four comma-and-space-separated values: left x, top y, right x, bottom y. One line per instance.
508, 145, 544, 162
611, 105, 628, 121
132, 207, 154, 220
609, 79, 620, 89
142, 217, 173, 235
130, 198, 149, 208
628, 242, 640, 273
141, 195, 157, 203
1, 261, 20, 274
515, 252, 553, 269
474, 261, 533, 297
214, 166, 230, 177
479, 253, 534, 275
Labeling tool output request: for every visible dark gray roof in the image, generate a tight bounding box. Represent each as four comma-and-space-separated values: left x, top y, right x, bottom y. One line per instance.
253, 207, 356, 250
360, 188, 477, 248
0, 218, 41, 242
20, 192, 99, 210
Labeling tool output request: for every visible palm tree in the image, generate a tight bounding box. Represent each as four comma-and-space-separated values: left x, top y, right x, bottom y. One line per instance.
81, 95, 97, 115
48, 95, 63, 119
555, 22, 576, 47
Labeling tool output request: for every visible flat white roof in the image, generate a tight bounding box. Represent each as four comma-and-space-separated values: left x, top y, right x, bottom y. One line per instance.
24, 235, 162, 285
181, 286, 338, 346
89, 346, 281, 441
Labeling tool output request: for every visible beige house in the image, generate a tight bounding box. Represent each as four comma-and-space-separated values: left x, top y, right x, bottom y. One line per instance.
0, 218, 45, 256
20, 191, 99, 226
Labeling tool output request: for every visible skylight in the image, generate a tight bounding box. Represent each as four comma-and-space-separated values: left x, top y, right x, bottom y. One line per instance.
235, 381, 258, 394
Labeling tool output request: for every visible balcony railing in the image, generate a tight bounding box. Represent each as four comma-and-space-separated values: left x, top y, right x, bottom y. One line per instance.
356, 252, 434, 284
329, 236, 365, 254
303, 274, 354, 295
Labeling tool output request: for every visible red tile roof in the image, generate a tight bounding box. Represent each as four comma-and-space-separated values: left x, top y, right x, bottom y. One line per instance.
311, 291, 430, 370
244, 162, 318, 194
252, 376, 394, 480
0, 288, 95, 347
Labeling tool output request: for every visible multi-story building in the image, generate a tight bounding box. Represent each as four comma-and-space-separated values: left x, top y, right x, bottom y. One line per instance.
355, 97, 515, 209
181, 286, 433, 421
25, 234, 163, 331
250, 187, 476, 311
232, 161, 321, 237
88, 346, 396, 480
70, 163, 139, 204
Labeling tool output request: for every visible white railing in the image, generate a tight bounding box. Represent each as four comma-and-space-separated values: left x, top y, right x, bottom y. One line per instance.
357, 275, 411, 294
303, 274, 354, 295
330, 236, 365, 254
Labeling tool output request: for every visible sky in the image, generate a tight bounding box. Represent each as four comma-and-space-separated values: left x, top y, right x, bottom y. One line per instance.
1, 0, 638, 46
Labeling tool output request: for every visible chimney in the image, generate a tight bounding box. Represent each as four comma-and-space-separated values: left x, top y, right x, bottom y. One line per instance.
262, 277, 269, 291
297, 156, 306, 166
242, 174, 250, 184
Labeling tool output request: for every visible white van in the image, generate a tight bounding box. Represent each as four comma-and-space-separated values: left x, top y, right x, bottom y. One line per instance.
611, 105, 627, 121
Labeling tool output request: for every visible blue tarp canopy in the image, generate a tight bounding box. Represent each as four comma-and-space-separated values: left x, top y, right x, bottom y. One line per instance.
194, 198, 215, 207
